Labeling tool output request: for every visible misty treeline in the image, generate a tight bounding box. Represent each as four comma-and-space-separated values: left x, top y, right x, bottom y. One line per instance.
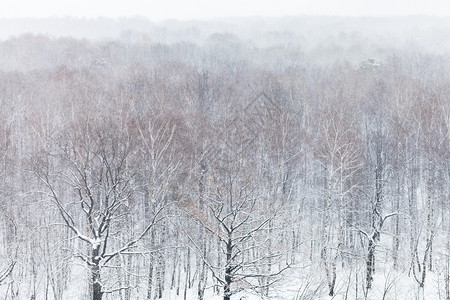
0, 23, 448, 300
3, 16, 450, 71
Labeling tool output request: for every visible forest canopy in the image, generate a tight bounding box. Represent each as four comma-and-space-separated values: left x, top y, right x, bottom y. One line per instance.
0, 16, 449, 300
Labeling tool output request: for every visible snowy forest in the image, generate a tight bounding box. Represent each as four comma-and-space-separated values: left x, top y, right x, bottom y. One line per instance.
0, 16, 449, 300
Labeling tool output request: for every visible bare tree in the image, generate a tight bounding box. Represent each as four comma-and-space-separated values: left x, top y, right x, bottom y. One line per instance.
33, 116, 166, 300
313, 103, 364, 296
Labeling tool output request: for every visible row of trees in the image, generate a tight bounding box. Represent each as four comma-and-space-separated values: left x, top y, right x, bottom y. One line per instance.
0, 35, 448, 299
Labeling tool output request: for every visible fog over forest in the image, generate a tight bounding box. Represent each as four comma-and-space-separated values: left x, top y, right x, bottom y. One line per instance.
0, 16, 448, 300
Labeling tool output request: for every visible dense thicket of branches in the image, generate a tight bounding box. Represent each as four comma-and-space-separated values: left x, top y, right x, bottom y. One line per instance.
0, 25, 448, 299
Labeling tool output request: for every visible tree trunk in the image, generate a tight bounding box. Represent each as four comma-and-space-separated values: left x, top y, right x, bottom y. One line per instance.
224, 236, 232, 300
184, 247, 191, 300
146, 260, 153, 299
156, 253, 165, 299
322, 165, 336, 296
146, 231, 155, 299
125, 255, 132, 300
198, 162, 207, 300
366, 239, 375, 290
176, 256, 181, 296
329, 261, 336, 297
91, 250, 102, 300
426, 158, 434, 272
392, 175, 401, 270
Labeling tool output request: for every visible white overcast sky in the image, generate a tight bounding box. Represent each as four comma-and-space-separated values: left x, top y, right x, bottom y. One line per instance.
3, 0, 450, 20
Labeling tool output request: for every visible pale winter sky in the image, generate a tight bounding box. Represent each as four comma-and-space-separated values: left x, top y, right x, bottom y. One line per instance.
2, 0, 450, 20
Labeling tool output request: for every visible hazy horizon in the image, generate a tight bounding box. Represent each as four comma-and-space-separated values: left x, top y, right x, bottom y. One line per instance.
1, 15, 450, 43
4, 0, 450, 20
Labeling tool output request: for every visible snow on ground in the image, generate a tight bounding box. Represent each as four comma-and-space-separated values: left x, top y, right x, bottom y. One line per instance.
7, 257, 445, 299
148, 262, 445, 300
